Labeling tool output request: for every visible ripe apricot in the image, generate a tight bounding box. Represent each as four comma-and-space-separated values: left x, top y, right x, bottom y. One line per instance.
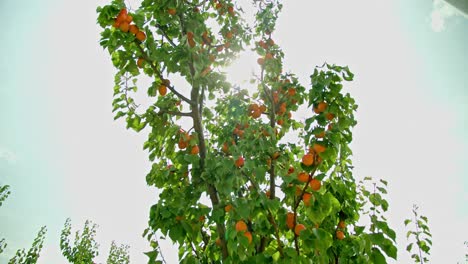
265, 190, 271, 198
224, 42, 231, 49
226, 31, 233, 39
294, 224, 305, 236
235, 156, 244, 167
336, 230, 345, 240
338, 220, 346, 229
199, 215, 205, 222
265, 53, 273, 60
235, 220, 247, 232
303, 193, 312, 206
228, 6, 234, 15
313, 143, 326, 154
317, 102, 328, 113
302, 153, 314, 166
309, 178, 321, 191
297, 172, 310, 183
215, 237, 221, 246
225, 204, 233, 212
136, 31, 146, 41
187, 31, 194, 39
159, 85, 167, 96
116, 9, 128, 23
287, 166, 295, 174
257, 58, 265, 65
119, 22, 130, 32
191, 145, 200, 155
168, 8, 177, 15
178, 138, 187, 149
277, 119, 284, 126
243, 231, 252, 243
222, 142, 229, 154
188, 38, 196, 48
278, 102, 287, 115
272, 152, 280, 160
326, 113, 335, 121
137, 57, 144, 68
286, 212, 295, 229
288, 88, 296, 96
129, 24, 139, 35
126, 15, 133, 23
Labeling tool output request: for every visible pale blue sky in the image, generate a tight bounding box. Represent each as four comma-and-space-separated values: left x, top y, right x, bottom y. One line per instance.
0, 0, 467, 263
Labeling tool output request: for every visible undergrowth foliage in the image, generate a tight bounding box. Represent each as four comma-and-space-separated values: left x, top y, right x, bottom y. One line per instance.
97, 0, 399, 263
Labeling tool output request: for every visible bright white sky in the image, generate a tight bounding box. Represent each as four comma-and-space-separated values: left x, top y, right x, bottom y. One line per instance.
0, 0, 467, 263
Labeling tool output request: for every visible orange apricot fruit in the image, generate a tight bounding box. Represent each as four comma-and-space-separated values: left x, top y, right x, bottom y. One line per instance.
243, 231, 252, 243
235, 220, 247, 232
136, 31, 146, 41
235, 156, 245, 168
257, 58, 265, 65
158, 85, 167, 96
297, 172, 310, 183
294, 224, 306, 236
286, 212, 295, 229
302, 153, 314, 166
137, 57, 145, 68
336, 230, 345, 240
338, 220, 346, 229
309, 178, 321, 191
168, 8, 177, 15
317, 101, 328, 113
313, 143, 326, 154
303, 192, 312, 206
191, 145, 200, 155
129, 24, 139, 35
119, 22, 130, 32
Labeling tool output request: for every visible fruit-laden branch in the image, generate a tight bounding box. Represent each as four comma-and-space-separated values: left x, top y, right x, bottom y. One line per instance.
244, 172, 284, 257
292, 167, 318, 255
134, 42, 195, 105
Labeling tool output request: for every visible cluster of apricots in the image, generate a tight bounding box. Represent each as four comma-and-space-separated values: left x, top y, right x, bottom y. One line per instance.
313, 101, 335, 136
177, 129, 199, 155
286, 212, 307, 236
256, 38, 275, 66
246, 79, 298, 127
235, 220, 252, 243
212, 0, 236, 17
113, 8, 146, 42
336, 220, 346, 240
247, 103, 266, 119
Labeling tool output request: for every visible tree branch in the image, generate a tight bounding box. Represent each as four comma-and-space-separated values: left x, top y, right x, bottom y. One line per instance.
134, 41, 195, 105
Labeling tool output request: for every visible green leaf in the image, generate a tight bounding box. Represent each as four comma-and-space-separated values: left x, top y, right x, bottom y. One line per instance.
370, 247, 387, 264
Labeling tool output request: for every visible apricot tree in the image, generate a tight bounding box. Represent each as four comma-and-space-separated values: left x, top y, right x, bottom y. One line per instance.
97, 0, 397, 263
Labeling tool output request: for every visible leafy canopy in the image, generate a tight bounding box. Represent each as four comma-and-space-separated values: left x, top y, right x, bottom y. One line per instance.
96, 0, 398, 263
